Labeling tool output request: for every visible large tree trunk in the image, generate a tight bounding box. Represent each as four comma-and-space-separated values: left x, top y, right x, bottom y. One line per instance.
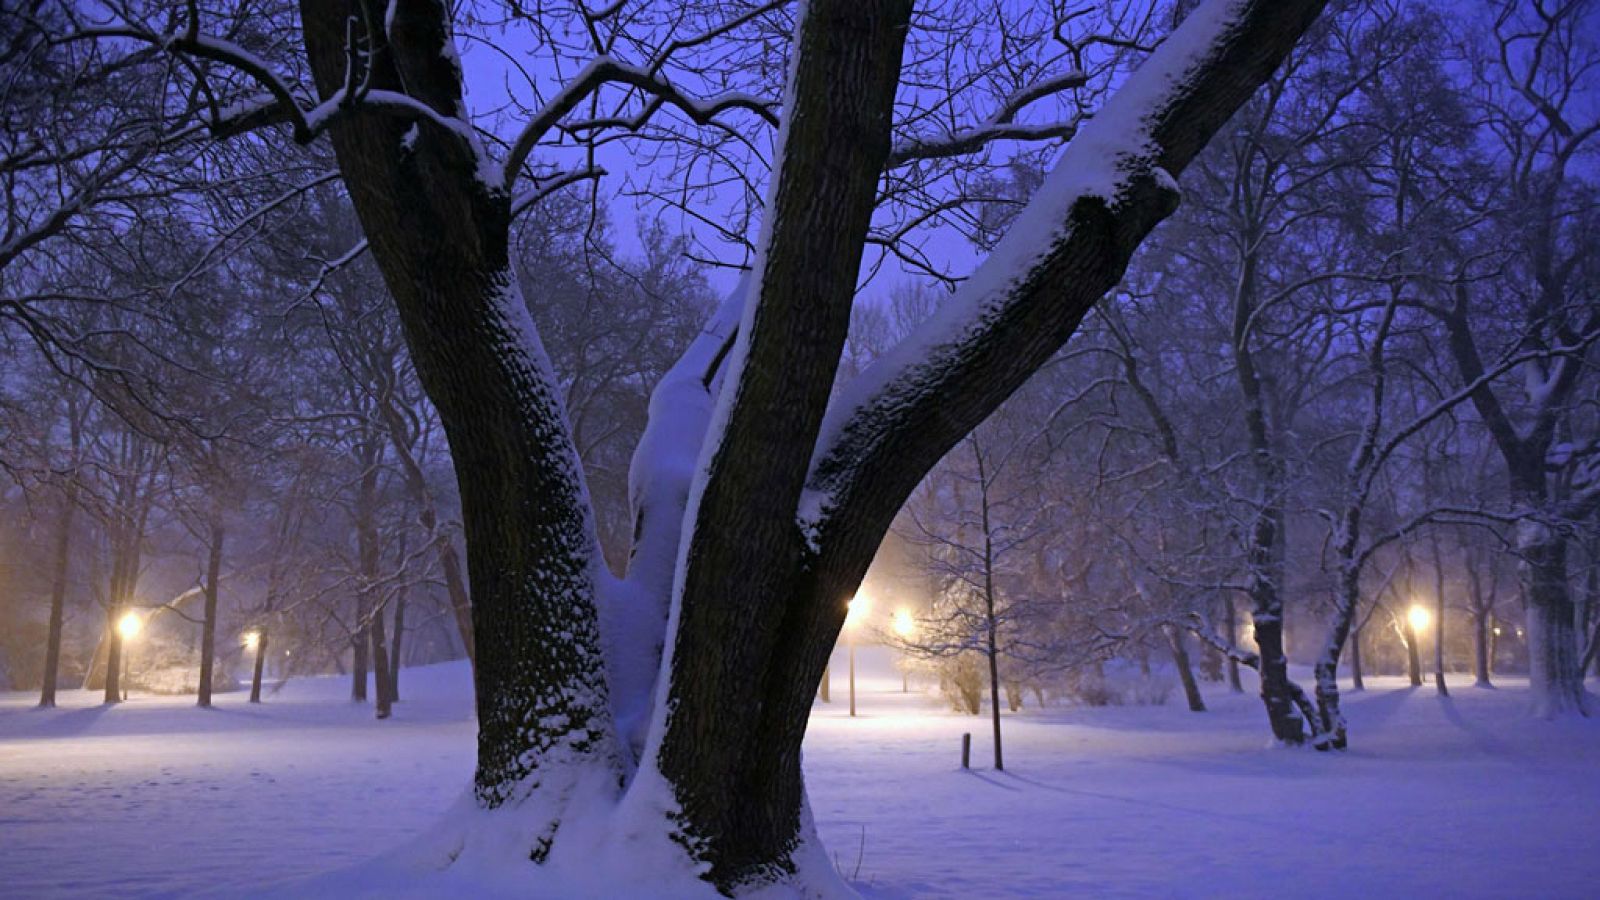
645, 1, 915, 883
301, 0, 618, 810
197, 519, 225, 708
1521, 523, 1585, 716
290, 0, 1326, 891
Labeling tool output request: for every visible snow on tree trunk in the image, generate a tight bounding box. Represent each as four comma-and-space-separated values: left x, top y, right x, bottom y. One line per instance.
645, 1, 916, 885
283, 0, 1331, 892
301, 0, 619, 812
1520, 520, 1585, 717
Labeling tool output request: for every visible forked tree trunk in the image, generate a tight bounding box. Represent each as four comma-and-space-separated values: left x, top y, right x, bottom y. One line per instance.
292, 0, 1328, 891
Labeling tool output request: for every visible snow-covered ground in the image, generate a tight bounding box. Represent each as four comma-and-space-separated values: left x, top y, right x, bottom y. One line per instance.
3, 649, 1597, 898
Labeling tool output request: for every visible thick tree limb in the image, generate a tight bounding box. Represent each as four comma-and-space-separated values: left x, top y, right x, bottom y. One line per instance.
804, 0, 1331, 572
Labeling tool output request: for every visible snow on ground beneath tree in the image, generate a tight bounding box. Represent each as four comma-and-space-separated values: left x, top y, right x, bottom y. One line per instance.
2, 649, 1597, 898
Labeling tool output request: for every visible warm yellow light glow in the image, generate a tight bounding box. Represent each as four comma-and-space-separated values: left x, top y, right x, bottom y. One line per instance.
1406, 604, 1431, 633
1493, 626, 1502, 636
893, 608, 916, 639
846, 593, 871, 628
117, 611, 142, 641
243, 630, 260, 650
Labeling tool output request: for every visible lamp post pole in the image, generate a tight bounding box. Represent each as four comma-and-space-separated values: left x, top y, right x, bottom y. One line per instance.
893, 609, 915, 693
116, 611, 142, 702
848, 626, 856, 718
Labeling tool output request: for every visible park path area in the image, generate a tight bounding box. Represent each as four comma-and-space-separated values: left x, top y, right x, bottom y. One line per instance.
3, 649, 1598, 899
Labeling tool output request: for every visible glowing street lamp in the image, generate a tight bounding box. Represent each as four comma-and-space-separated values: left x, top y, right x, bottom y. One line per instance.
117, 611, 142, 701
1402, 604, 1431, 687
117, 611, 143, 641
242, 630, 261, 651
893, 609, 915, 692
893, 608, 915, 638
846, 593, 870, 717
1407, 604, 1431, 633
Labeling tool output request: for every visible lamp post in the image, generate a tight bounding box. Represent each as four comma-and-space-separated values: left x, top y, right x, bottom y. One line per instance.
116, 611, 142, 701
846, 593, 869, 717
893, 609, 915, 692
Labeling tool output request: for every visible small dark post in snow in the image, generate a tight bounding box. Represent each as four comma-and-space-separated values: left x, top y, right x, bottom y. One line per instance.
961, 733, 971, 769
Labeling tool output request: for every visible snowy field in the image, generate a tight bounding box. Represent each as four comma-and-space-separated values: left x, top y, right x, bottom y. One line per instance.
3, 650, 1598, 899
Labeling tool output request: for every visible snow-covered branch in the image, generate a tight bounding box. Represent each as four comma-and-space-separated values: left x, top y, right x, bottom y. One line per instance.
503, 55, 779, 188
803, 0, 1331, 562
